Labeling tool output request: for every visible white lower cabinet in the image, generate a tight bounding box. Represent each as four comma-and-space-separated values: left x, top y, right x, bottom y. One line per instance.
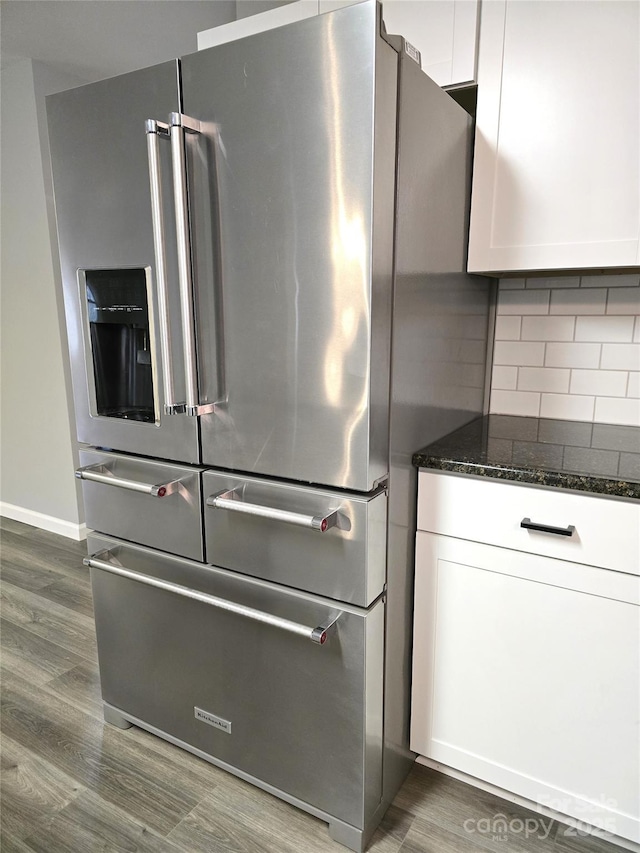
412, 473, 640, 844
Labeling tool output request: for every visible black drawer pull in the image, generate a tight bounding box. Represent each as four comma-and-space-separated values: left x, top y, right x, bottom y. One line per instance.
521, 518, 575, 537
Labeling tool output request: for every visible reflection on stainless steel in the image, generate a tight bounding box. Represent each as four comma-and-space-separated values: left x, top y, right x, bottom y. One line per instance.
46, 2, 490, 850
323, 13, 371, 491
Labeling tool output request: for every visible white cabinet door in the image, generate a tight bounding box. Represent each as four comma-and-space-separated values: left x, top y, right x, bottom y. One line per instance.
411, 531, 640, 843
468, 0, 640, 274
199, 0, 480, 89
198, 1, 319, 50
378, 0, 479, 86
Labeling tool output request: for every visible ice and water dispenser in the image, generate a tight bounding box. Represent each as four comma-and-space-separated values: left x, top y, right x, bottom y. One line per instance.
84, 268, 156, 423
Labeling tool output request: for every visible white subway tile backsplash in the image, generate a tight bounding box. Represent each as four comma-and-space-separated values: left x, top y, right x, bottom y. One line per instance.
539, 394, 595, 421
569, 369, 628, 397
581, 274, 640, 288
594, 396, 640, 426
493, 341, 545, 366
526, 276, 580, 289
492, 365, 518, 390
518, 367, 570, 393
494, 316, 522, 341
606, 288, 640, 315
627, 373, 640, 398
497, 289, 550, 315
601, 344, 640, 371
490, 390, 541, 417
550, 288, 606, 315
521, 316, 575, 342
491, 275, 640, 425
545, 342, 601, 369
575, 316, 634, 343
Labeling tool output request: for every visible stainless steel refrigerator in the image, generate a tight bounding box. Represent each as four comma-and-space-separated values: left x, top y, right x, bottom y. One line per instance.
46, 2, 490, 849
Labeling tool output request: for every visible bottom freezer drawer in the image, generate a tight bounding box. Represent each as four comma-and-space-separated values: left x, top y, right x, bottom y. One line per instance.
87, 534, 384, 829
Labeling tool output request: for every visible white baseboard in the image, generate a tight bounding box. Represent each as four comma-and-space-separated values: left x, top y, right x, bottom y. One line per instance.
0, 502, 87, 541
415, 756, 640, 853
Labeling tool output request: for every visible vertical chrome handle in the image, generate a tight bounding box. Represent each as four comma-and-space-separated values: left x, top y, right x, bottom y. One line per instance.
169, 113, 215, 418
145, 119, 184, 415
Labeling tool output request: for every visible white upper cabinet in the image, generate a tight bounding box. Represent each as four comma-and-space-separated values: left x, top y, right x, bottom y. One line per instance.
198, 0, 480, 88
468, 0, 640, 275
377, 0, 479, 86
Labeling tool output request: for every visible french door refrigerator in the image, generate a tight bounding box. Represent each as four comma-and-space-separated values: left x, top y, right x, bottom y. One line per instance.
47, 2, 490, 849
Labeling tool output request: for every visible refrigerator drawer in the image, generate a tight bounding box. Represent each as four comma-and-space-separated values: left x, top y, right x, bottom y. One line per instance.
77, 449, 205, 561
203, 471, 387, 606
87, 534, 384, 830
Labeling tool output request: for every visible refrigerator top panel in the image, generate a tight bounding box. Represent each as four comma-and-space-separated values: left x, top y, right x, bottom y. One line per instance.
47, 61, 200, 463
182, 0, 398, 491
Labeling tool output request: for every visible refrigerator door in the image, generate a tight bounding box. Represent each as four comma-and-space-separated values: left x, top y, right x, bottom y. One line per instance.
47, 62, 200, 463
87, 534, 384, 832
180, 0, 398, 491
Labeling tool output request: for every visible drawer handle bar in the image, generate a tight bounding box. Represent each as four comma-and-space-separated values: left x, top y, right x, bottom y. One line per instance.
75, 464, 183, 498
84, 552, 340, 644
521, 517, 576, 537
206, 489, 340, 532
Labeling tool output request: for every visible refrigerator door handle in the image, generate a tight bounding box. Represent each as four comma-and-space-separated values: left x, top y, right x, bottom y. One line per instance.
145, 118, 185, 415
206, 489, 341, 532
84, 550, 342, 644
75, 463, 184, 498
169, 112, 216, 418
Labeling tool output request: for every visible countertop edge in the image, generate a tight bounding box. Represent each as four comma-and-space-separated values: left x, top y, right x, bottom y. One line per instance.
413, 455, 640, 501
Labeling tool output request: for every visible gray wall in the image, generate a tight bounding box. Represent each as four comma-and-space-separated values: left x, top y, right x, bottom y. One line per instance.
1, 59, 85, 533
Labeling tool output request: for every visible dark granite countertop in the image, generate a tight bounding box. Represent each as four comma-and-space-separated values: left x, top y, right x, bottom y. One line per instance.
413, 415, 640, 500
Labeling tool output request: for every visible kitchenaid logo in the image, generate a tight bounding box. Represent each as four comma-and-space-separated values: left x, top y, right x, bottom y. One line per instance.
194, 706, 232, 734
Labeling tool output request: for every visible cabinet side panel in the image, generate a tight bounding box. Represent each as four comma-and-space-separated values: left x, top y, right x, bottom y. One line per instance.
384, 49, 490, 803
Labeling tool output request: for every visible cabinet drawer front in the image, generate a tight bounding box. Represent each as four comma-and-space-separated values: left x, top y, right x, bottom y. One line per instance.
87, 535, 384, 828
203, 471, 387, 606
417, 471, 640, 574
78, 449, 205, 561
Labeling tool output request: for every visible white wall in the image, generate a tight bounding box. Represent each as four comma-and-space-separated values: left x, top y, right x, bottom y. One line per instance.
235, 0, 296, 19
490, 273, 640, 425
1, 60, 87, 539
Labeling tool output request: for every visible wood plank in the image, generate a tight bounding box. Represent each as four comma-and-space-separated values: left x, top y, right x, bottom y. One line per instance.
0, 557, 62, 593
2, 671, 229, 835
369, 805, 414, 852
1, 518, 86, 558
42, 662, 104, 721
399, 815, 501, 853
167, 779, 347, 853
393, 765, 560, 853
22, 790, 189, 853
44, 663, 232, 795
0, 529, 89, 584
0, 619, 86, 685
36, 576, 95, 619
0, 582, 98, 663
1, 667, 208, 836
0, 734, 85, 842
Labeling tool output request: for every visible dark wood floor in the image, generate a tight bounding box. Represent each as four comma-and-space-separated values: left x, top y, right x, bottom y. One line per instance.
0, 517, 629, 853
